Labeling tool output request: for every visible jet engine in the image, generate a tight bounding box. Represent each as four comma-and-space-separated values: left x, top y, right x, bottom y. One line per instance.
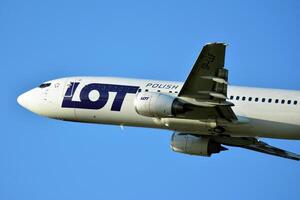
171, 133, 226, 156
134, 92, 188, 117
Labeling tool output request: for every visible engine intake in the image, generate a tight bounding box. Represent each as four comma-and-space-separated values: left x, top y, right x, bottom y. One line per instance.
171, 133, 226, 156
135, 92, 187, 117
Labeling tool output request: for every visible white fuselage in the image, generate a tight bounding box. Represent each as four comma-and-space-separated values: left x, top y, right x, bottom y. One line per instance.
17, 76, 300, 139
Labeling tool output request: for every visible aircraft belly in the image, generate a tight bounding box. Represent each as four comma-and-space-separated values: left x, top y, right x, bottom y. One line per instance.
217, 118, 300, 139
247, 118, 300, 139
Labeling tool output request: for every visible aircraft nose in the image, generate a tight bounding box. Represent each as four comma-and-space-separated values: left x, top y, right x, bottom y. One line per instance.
17, 88, 47, 115
17, 91, 31, 109
17, 87, 60, 118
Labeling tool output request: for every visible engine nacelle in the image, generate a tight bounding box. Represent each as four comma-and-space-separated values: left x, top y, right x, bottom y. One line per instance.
134, 92, 186, 117
171, 133, 225, 156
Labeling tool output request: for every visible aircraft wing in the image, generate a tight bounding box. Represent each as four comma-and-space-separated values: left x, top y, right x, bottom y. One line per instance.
178, 43, 237, 121
241, 140, 300, 161
213, 136, 300, 161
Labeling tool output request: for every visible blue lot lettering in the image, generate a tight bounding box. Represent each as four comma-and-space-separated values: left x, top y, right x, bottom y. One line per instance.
62, 82, 139, 111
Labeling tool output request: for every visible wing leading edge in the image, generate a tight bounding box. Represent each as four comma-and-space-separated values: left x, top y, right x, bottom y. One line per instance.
213, 136, 300, 161
242, 140, 300, 161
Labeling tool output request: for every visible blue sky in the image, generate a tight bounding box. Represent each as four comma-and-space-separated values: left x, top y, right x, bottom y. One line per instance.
1, 0, 300, 199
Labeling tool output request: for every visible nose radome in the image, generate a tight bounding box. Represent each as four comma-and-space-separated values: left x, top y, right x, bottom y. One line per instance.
17, 91, 31, 110
17, 87, 60, 118
17, 88, 46, 115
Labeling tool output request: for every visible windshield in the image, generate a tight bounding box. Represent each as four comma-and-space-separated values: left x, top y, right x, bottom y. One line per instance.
39, 83, 51, 88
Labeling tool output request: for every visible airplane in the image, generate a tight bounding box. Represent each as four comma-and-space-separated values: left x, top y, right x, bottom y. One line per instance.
17, 43, 300, 161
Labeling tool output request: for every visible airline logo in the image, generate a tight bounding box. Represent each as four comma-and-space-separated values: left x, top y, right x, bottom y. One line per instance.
140, 97, 149, 100
62, 82, 139, 111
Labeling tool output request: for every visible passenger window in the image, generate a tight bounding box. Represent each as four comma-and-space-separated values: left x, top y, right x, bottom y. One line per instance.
287, 100, 291, 104
262, 98, 265, 102
294, 101, 298, 105
242, 97, 246, 101
268, 98, 272, 103
145, 89, 149, 92
275, 99, 279, 103
230, 96, 234, 100
138, 89, 142, 92
236, 96, 240, 100
281, 100, 285, 104
157, 90, 161, 92
169, 91, 172, 93
175, 91, 178, 94
248, 97, 252, 101
255, 97, 259, 102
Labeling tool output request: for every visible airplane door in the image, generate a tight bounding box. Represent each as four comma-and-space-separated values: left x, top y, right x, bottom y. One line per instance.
46, 80, 64, 119
60, 78, 82, 121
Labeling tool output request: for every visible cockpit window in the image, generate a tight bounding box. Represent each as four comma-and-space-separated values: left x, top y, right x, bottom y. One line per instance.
39, 83, 51, 88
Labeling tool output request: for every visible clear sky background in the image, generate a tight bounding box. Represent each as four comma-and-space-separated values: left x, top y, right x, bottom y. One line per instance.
1, 0, 300, 199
